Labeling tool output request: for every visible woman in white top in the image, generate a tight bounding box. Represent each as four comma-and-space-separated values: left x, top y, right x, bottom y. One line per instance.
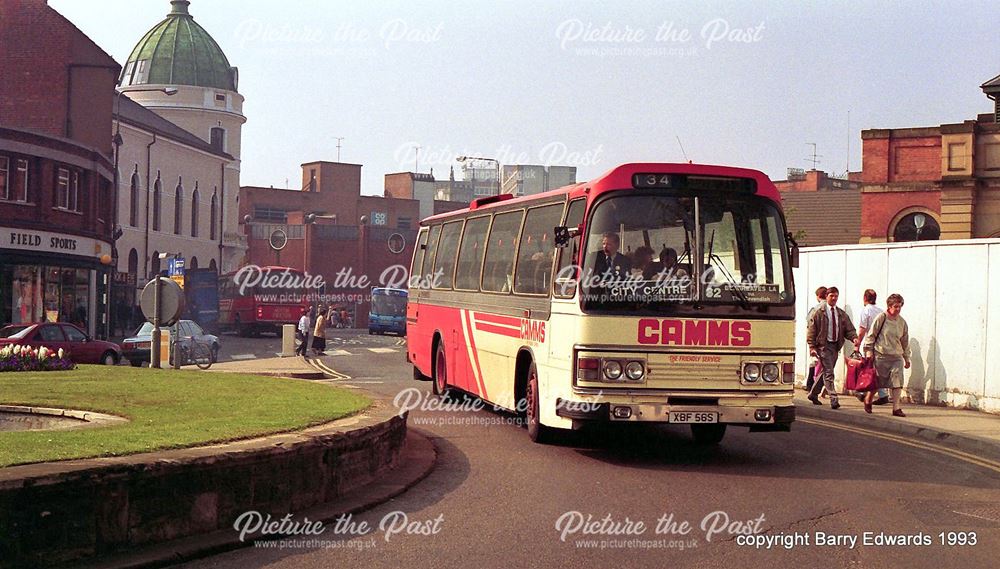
861, 293, 911, 417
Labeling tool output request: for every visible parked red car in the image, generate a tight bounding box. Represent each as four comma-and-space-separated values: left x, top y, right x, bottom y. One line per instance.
0, 322, 122, 365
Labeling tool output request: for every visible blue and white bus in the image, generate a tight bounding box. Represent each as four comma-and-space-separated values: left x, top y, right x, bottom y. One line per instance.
369, 288, 408, 335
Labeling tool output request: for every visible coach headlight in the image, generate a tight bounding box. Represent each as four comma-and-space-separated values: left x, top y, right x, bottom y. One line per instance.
625, 361, 645, 381
743, 363, 761, 383
762, 363, 780, 383
603, 359, 623, 380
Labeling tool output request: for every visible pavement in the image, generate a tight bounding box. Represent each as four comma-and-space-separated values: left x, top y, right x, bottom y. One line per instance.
206, 354, 325, 379
794, 388, 1000, 463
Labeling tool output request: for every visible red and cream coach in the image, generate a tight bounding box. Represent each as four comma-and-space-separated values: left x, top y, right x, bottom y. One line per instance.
406, 163, 798, 444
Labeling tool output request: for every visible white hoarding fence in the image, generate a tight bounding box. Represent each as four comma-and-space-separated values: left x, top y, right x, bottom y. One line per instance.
794, 238, 1000, 414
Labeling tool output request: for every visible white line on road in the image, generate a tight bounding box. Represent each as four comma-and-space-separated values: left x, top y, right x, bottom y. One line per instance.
327, 349, 352, 356
367, 348, 397, 353
230, 354, 257, 360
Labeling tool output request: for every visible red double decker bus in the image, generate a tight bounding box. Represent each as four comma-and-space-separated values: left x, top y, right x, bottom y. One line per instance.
218, 265, 310, 336
407, 163, 798, 444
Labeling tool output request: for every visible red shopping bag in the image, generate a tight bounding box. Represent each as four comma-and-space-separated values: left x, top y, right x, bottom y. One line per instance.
845, 351, 877, 392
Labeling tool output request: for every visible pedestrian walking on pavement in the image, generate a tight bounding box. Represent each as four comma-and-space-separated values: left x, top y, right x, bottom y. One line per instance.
295, 307, 311, 356
862, 293, 911, 417
805, 286, 828, 393
312, 307, 328, 356
854, 289, 889, 405
806, 286, 858, 409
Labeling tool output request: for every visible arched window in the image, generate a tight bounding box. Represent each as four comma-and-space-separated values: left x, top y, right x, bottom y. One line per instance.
191, 184, 200, 238
128, 249, 138, 279
210, 189, 218, 240
152, 177, 162, 231
209, 259, 217, 272
174, 180, 184, 235
151, 250, 161, 277
892, 210, 940, 242
129, 170, 140, 227
190, 256, 199, 269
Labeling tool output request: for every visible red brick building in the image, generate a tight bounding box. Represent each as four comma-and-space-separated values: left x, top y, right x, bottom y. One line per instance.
0, 0, 119, 336
239, 161, 420, 327
859, 76, 1000, 242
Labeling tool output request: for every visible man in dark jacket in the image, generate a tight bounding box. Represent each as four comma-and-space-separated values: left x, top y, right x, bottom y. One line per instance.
806, 286, 857, 409
591, 232, 632, 281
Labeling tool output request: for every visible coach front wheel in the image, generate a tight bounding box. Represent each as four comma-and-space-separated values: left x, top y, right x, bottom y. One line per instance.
526, 362, 556, 444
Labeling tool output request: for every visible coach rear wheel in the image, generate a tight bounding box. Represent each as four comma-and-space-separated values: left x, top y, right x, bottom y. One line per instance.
526, 362, 556, 444
691, 424, 727, 445
433, 342, 450, 397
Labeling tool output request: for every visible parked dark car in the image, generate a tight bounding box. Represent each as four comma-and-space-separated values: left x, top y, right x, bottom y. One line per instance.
121, 320, 220, 367
0, 322, 122, 365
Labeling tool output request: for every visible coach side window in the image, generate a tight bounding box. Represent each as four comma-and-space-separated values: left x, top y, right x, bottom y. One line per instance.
553, 199, 586, 298
410, 228, 428, 287
422, 225, 443, 288
514, 203, 563, 295
482, 210, 525, 293
455, 216, 491, 291
432, 221, 463, 290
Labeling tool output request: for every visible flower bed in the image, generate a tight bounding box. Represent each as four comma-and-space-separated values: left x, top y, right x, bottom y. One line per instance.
0, 345, 75, 372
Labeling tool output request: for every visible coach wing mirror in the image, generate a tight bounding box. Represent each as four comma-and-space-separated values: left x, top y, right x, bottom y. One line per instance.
554, 225, 581, 248
786, 232, 800, 268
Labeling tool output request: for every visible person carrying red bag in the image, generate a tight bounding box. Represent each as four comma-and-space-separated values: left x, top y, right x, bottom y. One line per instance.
861, 293, 911, 416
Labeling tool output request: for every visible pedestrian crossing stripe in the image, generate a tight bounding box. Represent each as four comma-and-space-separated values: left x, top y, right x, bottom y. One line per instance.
230, 354, 256, 360
367, 348, 396, 353
328, 349, 352, 356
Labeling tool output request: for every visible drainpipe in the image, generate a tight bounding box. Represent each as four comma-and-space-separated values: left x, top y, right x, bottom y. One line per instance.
219, 162, 225, 271
144, 134, 157, 282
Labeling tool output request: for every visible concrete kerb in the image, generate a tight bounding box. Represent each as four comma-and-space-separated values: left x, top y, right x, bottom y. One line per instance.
73, 429, 437, 569
795, 403, 1000, 464
0, 386, 436, 567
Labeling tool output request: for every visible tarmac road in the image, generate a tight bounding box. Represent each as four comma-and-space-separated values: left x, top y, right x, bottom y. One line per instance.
181, 330, 1000, 569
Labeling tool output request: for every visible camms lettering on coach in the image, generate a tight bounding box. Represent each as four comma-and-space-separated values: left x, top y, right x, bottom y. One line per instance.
521, 320, 546, 343
638, 319, 751, 346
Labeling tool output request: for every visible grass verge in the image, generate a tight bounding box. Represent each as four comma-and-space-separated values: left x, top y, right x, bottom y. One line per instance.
0, 365, 370, 467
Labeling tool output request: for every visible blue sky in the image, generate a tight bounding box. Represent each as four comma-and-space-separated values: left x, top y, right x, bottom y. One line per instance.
52, 0, 998, 195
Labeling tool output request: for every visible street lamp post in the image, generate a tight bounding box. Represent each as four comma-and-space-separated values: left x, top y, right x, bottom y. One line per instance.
913, 213, 926, 241
456, 155, 501, 196
111, 87, 177, 340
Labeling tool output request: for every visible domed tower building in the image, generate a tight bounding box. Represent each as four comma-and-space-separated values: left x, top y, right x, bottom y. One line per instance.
113, 0, 246, 314
119, 0, 244, 156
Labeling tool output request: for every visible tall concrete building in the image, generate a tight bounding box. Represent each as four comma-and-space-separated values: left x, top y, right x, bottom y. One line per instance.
500, 164, 578, 196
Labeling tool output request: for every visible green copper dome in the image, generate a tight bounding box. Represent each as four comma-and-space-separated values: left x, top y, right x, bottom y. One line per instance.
120, 0, 237, 91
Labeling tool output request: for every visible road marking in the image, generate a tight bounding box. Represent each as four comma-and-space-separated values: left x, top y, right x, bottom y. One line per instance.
327, 349, 352, 356
799, 417, 1000, 474
349, 381, 384, 384
394, 338, 406, 346
367, 348, 396, 353
230, 354, 256, 360
306, 357, 352, 380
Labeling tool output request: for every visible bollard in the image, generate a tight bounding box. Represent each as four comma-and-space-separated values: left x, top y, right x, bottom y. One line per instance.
281, 324, 296, 357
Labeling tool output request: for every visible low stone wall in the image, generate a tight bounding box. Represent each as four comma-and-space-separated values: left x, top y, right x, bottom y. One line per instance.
0, 403, 406, 568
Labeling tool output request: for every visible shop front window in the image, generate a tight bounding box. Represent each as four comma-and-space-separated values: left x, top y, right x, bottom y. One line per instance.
1, 265, 91, 328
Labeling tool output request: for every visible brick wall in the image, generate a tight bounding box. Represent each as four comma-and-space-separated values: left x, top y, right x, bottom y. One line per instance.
860, 190, 940, 241
0, 0, 118, 156
0, 407, 408, 567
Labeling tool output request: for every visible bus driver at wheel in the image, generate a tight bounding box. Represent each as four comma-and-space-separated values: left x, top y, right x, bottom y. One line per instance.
591, 232, 631, 281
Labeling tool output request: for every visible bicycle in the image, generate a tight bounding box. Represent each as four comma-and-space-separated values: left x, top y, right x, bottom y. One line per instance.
176, 339, 215, 370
